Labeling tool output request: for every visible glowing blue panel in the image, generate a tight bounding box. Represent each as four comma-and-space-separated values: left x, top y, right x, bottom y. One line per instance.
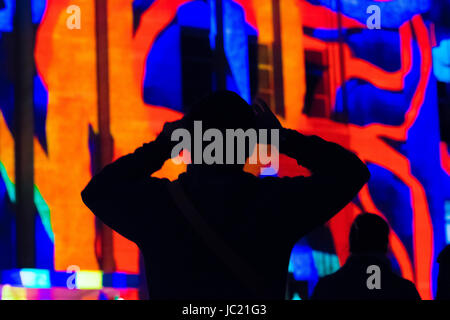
19, 269, 51, 289
433, 39, 450, 83
32, 0, 46, 24
0, 0, 13, 32
223, 0, 250, 102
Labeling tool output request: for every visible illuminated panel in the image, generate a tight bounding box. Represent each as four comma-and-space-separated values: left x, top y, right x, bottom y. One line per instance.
107, 0, 304, 274
1, 0, 445, 301
106, 0, 444, 300
1, 285, 27, 300
0, 0, 17, 271
34, 0, 99, 270
0, 0, 55, 270
19, 269, 51, 289
311, 251, 340, 278
433, 39, 450, 83
0, 269, 140, 300
107, 0, 190, 273
223, 0, 252, 102
76, 270, 103, 290
297, 0, 445, 300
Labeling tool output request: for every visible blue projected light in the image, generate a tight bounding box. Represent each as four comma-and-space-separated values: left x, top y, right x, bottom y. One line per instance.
209, 0, 217, 49
433, 39, 450, 83
19, 269, 51, 289
141, 0, 255, 110
0, 269, 140, 290
260, 166, 278, 177
308, 0, 430, 28
445, 201, 450, 244
223, 0, 251, 103
288, 244, 318, 281
32, 0, 47, 25
0, 0, 13, 32
0, 0, 47, 31
311, 251, 340, 278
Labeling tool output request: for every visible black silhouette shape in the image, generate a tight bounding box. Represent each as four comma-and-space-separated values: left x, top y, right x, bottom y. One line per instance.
81, 91, 370, 299
436, 244, 450, 300
311, 213, 421, 300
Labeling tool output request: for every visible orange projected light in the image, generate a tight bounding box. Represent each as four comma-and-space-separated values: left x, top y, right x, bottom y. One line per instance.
1, 0, 445, 301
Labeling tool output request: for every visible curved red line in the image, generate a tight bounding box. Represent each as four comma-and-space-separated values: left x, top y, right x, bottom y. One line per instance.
35, 0, 72, 89
359, 185, 415, 281
132, 0, 192, 99
303, 22, 413, 110
300, 1, 366, 29
440, 142, 450, 176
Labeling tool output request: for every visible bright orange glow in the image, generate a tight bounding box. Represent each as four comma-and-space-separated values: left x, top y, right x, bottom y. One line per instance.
34, 0, 99, 270
2, 0, 438, 301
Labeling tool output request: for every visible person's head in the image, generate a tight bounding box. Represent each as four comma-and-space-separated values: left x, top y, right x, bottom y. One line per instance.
188, 90, 256, 132
349, 213, 390, 255
185, 90, 257, 169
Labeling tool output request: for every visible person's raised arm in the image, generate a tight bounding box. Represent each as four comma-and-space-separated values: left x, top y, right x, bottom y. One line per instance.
278, 127, 371, 224
253, 99, 370, 238
81, 117, 187, 241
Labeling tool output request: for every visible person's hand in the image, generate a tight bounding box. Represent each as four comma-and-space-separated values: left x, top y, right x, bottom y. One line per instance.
252, 98, 282, 130
159, 113, 192, 142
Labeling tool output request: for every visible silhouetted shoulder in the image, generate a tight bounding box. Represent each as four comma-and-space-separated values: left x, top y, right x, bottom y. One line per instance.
311, 264, 421, 300
391, 276, 422, 300
310, 271, 345, 300
81, 174, 172, 244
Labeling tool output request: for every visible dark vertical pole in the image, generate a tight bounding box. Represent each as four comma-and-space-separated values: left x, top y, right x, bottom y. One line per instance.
271, 0, 285, 116
215, 0, 227, 91
335, 0, 348, 122
14, 0, 35, 269
138, 253, 149, 300
95, 0, 115, 273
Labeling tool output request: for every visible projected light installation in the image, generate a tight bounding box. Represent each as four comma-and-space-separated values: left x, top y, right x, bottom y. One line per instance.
0, 0, 449, 299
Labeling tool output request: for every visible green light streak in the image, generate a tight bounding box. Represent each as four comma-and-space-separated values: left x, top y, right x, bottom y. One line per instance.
0, 161, 54, 243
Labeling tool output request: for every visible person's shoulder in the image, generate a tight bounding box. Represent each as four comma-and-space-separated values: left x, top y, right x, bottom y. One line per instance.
390, 274, 421, 299
390, 272, 414, 287
399, 277, 420, 291
311, 271, 344, 300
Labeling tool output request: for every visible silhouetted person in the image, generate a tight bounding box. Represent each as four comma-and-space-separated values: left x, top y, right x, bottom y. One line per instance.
311, 213, 421, 300
81, 91, 370, 299
436, 244, 450, 300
